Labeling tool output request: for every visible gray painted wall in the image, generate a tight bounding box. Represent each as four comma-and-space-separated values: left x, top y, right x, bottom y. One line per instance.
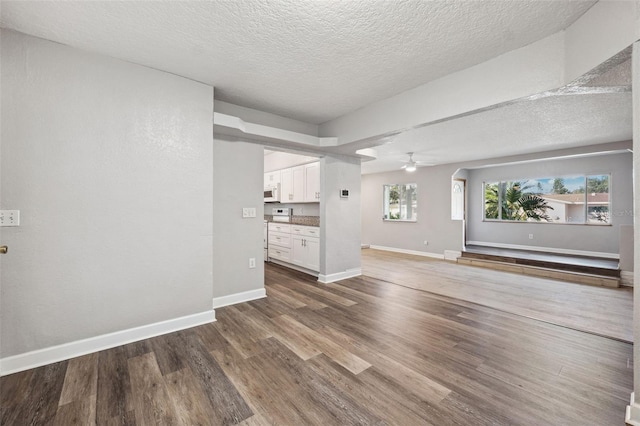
1, 30, 214, 357
362, 164, 463, 255
213, 138, 265, 298
321, 155, 362, 277
466, 151, 632, 254
362, 142, 633, 257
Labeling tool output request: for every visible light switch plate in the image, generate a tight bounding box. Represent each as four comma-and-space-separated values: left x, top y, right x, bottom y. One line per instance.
242, 207, 257, 218
0, 210, 20, 227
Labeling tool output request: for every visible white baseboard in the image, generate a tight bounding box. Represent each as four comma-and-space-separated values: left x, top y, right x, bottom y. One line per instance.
466, 241, 619, 260
369, 245, 445, 260
318, 268, 362, 284
444, 250, 462, 261
212, 288, 266, 309
621, 271, 634, 287
361, 244, 371, 249
0, 310, 216, 376
627, 392, 640, 426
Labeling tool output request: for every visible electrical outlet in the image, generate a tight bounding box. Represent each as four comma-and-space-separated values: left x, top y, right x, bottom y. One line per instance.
249, 258, 256, 268
0, 210, 20, 227
424, 240, 429, 245
529, 234, 534, 240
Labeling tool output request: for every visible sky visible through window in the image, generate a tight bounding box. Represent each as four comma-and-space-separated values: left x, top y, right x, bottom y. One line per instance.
521, 176, 584, 193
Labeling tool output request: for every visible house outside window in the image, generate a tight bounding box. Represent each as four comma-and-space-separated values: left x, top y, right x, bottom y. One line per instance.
483, 175, 610, 225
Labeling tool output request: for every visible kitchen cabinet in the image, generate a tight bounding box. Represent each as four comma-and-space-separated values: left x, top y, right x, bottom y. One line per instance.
290, 225, 320, 271
292, 166, 305, 202
280, 168, 293, 203
268, 223, 292, 262
268, 223, 319, 273
272, 161, 319, 204
291, 234, 319, 271
264, 170, 281, 187
304, 162, 320, 202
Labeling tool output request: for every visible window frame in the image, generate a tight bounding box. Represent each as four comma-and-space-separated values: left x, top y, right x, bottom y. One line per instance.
382, 183, 418, 222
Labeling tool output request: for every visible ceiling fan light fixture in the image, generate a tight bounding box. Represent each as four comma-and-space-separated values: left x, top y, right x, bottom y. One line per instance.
404, 152, 417, 172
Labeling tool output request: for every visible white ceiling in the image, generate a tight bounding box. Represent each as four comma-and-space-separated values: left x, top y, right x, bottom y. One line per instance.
362, 91, 632, 174
1, 0, 596, 124
2, 1, 631, 174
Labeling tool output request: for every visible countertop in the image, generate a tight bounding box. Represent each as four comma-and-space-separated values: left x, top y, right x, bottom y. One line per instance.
264, 215, 320, 227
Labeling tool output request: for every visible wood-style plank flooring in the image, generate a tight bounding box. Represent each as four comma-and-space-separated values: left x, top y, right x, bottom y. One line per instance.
1, 260, 633, 425
362, 248, 634, 342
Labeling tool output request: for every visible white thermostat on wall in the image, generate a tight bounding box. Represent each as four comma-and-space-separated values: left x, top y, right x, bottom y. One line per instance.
340, 189, 349, 198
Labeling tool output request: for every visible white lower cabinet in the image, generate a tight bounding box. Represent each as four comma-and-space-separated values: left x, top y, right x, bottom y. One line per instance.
292, 235, 319, 271
268, 223, 319, 273
268, 245, 291, 262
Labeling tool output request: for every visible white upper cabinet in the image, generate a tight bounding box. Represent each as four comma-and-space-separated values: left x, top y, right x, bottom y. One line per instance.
304, 162, 320, 202
292, 165, 305, 203
280, 167, 294, 202
272, 161, 319, 204
264, 170, 281, 187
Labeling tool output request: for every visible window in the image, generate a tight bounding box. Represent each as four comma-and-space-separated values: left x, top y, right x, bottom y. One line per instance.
483, 175, 610, 225
383, 183, 417, 221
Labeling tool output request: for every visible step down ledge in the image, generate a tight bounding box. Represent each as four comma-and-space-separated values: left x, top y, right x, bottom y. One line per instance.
457, 257, 620, 288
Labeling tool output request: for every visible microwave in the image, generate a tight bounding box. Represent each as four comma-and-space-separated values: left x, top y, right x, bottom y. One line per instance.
264, 183, 281, 203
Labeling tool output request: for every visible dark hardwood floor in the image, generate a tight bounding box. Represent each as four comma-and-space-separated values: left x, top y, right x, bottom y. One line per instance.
1, 261, 633, 425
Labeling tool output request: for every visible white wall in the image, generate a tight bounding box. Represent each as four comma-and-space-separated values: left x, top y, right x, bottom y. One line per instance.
466, 151, 633, 255
628, 39, 640, 426
564, 1, 640, 82
0, 30, 214, 358
213, 137, 265, 302
216, 100, 318, 136
320, 155, 362, 281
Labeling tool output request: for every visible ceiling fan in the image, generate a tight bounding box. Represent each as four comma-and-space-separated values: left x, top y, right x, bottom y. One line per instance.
400, 152, 430, 172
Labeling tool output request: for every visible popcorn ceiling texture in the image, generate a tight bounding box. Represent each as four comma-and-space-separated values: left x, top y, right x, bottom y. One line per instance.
0, 0, 596, 124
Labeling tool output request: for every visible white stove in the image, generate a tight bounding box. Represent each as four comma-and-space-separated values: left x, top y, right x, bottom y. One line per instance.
272, 207, 291, 222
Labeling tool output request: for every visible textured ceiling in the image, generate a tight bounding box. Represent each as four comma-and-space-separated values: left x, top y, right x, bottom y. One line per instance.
362, 91, 632, 174
1, 0, 596, 124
